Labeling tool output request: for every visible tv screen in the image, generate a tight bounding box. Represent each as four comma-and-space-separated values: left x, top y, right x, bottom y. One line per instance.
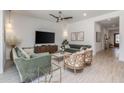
35, 31, 55, 44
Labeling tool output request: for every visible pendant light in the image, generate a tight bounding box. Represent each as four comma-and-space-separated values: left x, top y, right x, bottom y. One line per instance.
7, 10, 12, 28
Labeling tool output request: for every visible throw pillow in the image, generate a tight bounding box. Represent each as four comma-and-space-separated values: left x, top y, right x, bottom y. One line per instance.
80, 50, 85, 53
80, 47, 84, 50
19, 48, 30, 59
23, 48, 34, 56
65, 45, 70, 48
15, 47, 22, 57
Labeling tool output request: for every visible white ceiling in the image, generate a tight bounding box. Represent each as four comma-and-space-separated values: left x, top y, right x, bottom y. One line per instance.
97, 17, 119, 30
12, 10, 117, 23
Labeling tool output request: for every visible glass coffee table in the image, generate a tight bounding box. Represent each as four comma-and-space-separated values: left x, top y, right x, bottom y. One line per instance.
52, 52, 71, 63
37, 63, 62, 83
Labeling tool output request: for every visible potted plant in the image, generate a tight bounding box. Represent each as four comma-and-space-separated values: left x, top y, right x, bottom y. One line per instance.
61, 39, 69, 52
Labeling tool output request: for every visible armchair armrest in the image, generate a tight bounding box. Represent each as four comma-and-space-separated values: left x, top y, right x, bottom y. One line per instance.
14, 54, 51, 82
17, 55, 51, 71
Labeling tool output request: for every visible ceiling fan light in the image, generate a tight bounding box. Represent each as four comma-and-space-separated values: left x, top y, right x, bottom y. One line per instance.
50, 11, 73, 23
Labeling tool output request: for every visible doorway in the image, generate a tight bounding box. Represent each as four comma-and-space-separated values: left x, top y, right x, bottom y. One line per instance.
95, 16, 119, 58
114, 33, 119, 47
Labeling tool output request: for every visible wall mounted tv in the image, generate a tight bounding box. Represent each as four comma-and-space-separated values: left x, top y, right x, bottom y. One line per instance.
35, 31, 55, 44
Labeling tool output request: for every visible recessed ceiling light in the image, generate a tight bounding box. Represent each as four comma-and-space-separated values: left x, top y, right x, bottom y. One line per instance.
83, 13, 87, 16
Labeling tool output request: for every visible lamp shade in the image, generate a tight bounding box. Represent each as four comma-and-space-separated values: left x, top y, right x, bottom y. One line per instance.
63, 30, 68, 39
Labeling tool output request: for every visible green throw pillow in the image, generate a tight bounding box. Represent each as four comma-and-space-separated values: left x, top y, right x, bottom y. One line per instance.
15, 47, 27, 58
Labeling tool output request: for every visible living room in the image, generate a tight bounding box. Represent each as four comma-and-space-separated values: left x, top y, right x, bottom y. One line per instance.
1, 0, 124, 92
0, 10, 124, 83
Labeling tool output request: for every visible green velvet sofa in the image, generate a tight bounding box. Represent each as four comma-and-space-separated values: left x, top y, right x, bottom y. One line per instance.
12, 47, 51, 82
64, 44, 91, 53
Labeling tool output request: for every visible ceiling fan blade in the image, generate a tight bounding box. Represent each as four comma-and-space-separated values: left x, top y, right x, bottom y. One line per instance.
57, 18, 63, 22
49, 14, 58, 19
63, 17, 73, 19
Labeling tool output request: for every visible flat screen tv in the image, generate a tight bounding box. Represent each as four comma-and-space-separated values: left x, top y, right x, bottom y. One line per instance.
35, 31, 55, 44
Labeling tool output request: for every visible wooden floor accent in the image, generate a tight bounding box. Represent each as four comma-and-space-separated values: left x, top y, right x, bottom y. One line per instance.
1, 48, 124, 83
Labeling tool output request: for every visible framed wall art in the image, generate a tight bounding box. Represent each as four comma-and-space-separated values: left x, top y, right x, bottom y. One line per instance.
71, 32, 84, 41
71, 32, 77, 41
77, 32, 84, 41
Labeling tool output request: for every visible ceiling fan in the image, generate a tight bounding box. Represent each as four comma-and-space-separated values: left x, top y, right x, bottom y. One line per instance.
49, 11, 73, 22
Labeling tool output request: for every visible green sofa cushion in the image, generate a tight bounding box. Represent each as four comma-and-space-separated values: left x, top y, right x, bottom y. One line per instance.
30, 52, 49, 58
65, 48, 80, 53
64, 44, 92, 53
69, 44, 91, 49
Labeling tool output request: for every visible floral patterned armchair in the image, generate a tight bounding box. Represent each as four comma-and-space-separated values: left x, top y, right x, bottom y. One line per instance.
64, 51, 85, 73
84, 49, 93, 65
